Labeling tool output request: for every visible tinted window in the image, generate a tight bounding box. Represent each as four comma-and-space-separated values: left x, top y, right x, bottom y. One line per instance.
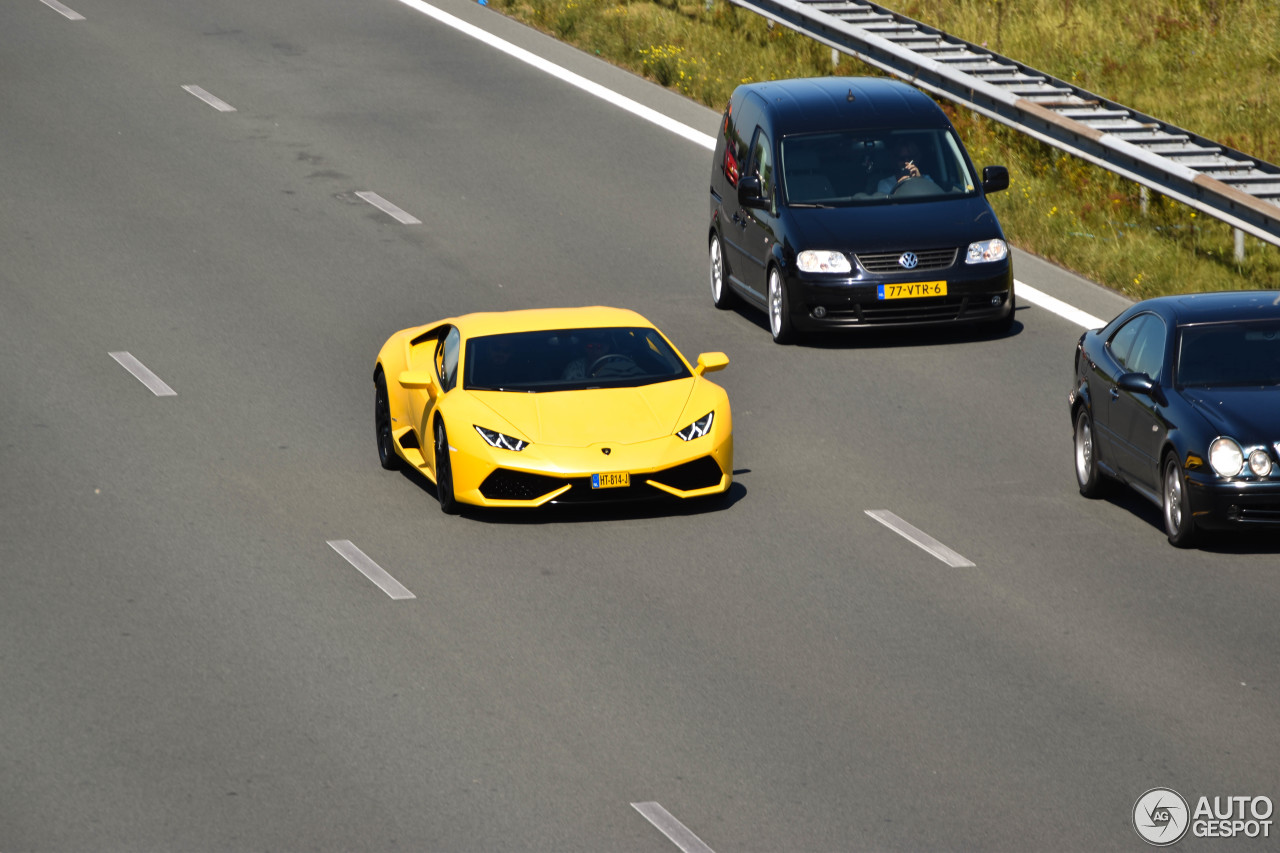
465, 327, 692, 392
780, 128, 978, 205
436, 326, 460, 392
1126, 315, 1166, 379
1177, 320, 1280, 387
1108, 315, 1145, 367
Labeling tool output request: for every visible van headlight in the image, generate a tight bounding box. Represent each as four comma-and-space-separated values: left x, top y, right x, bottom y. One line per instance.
797, 250, 852, 273
965, 238, 1007, 264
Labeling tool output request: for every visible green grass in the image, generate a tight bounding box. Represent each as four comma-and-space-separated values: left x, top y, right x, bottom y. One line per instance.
483, 0, 1280, 300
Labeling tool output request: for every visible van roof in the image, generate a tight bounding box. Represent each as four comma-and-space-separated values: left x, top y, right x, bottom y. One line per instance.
740, 76, 949, 134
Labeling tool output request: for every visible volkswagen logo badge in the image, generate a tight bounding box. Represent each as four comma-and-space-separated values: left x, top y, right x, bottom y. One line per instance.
898, 252, 919, 270
602, 448, 611, 455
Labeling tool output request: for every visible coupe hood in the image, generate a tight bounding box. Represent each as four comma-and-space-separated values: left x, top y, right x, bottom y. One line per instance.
1183, 387, 1280, 441
789, 195, 1000, 251
469, 380, 696, 446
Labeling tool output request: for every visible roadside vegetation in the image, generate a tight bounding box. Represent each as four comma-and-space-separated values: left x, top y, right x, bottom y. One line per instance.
482, 0, 1280, 300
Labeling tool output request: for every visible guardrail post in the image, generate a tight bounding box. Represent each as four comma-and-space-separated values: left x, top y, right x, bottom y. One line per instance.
1235, 228, 1246, 263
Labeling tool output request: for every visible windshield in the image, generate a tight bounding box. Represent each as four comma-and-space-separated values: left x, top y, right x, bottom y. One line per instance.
780, 128, 978, 206
465, 327, 692, 392
1177, 320, 1280, 387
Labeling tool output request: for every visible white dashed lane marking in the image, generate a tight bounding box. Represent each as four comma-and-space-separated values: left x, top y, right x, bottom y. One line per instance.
40, 0, 84, 20
632, 802, 717, 853
355, 191, 422, 225
109, 352, 177, 397
182, 85, 237, 112
327, 540, 416, 600
866, 510, 976, 567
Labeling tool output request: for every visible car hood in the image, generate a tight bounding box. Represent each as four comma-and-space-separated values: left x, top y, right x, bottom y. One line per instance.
469, 380, 695, 446
788, 195, 1001, 251
1183, 387, 1280, 442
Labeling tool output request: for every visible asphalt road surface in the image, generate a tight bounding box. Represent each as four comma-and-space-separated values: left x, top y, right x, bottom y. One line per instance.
2, 1, 1277, 850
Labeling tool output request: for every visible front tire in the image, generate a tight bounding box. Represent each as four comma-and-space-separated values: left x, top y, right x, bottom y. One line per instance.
434, 420, 459, 515
767, 267, 794, 344
710, 233, 735, 310
1162, 453, 1198, 548
1073, 407, 1104, 497
375, 370, 400, 471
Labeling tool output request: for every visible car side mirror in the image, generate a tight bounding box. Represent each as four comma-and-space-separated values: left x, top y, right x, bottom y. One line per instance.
398, 370, 436, 393
1118, 371, 1167, 405
694, 352, 729, 376
737, 175, 769, 210
982, 165, 1009, 194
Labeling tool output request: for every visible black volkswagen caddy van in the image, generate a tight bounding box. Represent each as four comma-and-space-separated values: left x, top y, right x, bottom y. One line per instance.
708, 76, 1013, 343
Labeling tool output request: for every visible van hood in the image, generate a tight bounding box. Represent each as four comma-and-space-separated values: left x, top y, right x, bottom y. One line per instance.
469, 381, 695, 446
788, 196, 1001, 252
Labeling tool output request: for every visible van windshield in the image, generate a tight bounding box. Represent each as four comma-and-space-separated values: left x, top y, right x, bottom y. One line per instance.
780, 129, 979, 206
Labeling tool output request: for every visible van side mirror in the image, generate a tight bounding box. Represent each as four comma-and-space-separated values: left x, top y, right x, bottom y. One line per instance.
982, 166, 1010, 194
737, 175, 769, 210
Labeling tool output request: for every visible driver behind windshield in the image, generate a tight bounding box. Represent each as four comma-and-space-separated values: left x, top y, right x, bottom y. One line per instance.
876, 139, 929, 194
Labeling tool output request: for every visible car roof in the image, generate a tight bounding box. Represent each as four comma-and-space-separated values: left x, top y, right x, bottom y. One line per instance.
740, 76, 948, 134
443, 306, 656, 337
1135, 290, 1280, 325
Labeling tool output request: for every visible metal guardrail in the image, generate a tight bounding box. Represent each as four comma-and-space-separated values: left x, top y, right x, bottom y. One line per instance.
727, 0, 1280, 250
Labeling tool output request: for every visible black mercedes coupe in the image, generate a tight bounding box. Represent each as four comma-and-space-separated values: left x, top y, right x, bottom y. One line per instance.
1069, 290, 1280, 547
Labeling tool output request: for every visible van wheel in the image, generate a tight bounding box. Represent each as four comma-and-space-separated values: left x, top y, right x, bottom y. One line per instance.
768, 268, 794, 344
710, 234, 735, 309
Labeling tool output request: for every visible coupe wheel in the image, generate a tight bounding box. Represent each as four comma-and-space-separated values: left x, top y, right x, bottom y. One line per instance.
767, 267, 794, 344
1162, 453, 1198, 548
710, 234, 734, 309
375, 370, 399, 471
434, 420, 459, 515
1073, 407, 1103, 497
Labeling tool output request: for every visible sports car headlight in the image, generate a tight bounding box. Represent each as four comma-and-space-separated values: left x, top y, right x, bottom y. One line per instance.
475, 426, 528, 451
1248, 448, 1273, 477
796, 250, 852, 273
965, 238, 1008, 264
676, 412, 714, 442
1208, 437, 1244, 478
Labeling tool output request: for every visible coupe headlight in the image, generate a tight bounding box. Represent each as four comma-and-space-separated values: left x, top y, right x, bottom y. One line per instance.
676, 412, 714, 441
475, 426, 528, 451
1208, 437, 1244, 478
1249, 448, 1274, 477
965, 238, 1008, 264
796, 250, 852, 273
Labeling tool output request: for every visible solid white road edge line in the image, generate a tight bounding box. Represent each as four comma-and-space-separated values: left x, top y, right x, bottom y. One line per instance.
1014, 279, 1105, 330
631, 803, 717, 853
389, 0, 717, 150
182, 85, 237, 112
40, 0, 84, 20
391, 0, 1117, 332
355, 191, 423, 225
327, 540, 416, 600
108, 352, 177, 397
865, 510, 976, 567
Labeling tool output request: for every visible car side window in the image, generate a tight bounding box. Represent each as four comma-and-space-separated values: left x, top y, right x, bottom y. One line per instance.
1109, 314, 1165, 379
435, 326, 461, 392
749, 128, 774, 211
1107, 315, 1144, 367
1128, 315, 1167, 380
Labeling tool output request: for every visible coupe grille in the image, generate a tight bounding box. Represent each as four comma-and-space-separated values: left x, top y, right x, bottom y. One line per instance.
478, 457, 724, 504
856, 247, 957, 273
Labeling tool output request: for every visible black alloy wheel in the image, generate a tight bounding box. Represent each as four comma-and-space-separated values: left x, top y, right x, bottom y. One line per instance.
434, 419, 459, 515
375, 370, 400, 471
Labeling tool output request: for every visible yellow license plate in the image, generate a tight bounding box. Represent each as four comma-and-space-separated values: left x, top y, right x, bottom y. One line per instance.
591, 472, 630, 489
878, 281, 947, 300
